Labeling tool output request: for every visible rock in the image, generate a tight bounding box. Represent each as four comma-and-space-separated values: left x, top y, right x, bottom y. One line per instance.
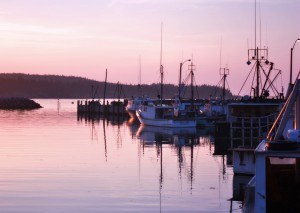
0, 98, 42, 110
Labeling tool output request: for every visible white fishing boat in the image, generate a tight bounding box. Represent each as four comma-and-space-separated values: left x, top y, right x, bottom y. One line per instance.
136, 101, 197, 128
125, 96, 154, 119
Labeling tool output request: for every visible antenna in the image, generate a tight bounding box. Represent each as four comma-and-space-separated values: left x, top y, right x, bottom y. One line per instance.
160, 22, 163, 71
220, 37, 223, 70
254, 0, 257, 48
259, 0, 262, 49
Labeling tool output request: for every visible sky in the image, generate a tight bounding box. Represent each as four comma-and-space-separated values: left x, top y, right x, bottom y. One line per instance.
0, 0, 299, 95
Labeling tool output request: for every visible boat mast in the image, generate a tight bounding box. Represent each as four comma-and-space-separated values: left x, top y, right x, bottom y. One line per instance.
138, 55, 142, 97
219, 67, 229, 102
178, 59, 191, 100
160, 23, 163, 103
219, 38, 230, 102
188, 61, 196, 109
103, 69, 108, 106
246, 0, 268, 100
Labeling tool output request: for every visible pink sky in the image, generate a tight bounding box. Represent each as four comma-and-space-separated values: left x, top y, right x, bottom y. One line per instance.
0, 0, 299, 95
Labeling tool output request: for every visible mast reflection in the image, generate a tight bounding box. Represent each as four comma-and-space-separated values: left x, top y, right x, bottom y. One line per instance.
136, 125, 202, 191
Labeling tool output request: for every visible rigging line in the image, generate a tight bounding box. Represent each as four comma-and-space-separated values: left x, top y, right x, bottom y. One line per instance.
237, 62, 256, 97
259, 63, 279, 95
183, 72, 191, 85
251, 68, 256, 96
195, 85, 200, 99
192, 77, 200, 99
226, 79, 231, 95
295, 71, 300, 82
267, 77, 280, 95
212, 84, 221, 97
260, 63, 271, 93
191, 73, 199, 99
265, 71, 281, 94
213, 80, 223, 97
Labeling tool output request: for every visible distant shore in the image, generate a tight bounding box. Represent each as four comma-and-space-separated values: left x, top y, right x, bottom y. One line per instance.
0, 73, 233, 99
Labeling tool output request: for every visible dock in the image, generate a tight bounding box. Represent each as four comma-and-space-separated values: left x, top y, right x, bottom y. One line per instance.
77, 99, 128, 118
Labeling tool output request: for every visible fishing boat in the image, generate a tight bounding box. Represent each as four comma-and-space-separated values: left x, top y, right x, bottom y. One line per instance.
135, 39, 196, 127
136, 100, 197, 128
243, 79, 300, 213
213, 46, 285, 175
125, 96, 154, 119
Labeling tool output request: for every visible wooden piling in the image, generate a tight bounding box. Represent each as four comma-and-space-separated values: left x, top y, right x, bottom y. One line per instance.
77, 99, 128, 118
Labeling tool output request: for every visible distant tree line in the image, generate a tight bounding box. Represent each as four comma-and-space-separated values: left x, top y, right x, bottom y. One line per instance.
0, 73, 233, 99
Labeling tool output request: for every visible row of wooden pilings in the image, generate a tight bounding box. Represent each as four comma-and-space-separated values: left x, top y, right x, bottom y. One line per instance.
77, 99, 128, 117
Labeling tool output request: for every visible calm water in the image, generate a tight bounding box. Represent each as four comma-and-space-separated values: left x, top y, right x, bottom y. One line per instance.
0, 99, 242, 213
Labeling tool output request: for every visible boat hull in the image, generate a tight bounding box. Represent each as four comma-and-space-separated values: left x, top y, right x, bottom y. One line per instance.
136, 110, 196, 128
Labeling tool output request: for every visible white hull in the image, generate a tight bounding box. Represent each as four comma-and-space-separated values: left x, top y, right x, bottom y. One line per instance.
136, 107, 196, 128
137, 115, 196, 127
125, 97, 155, 120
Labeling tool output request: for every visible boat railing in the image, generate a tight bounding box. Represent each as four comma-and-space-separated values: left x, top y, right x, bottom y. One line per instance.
230, 113, 278, 148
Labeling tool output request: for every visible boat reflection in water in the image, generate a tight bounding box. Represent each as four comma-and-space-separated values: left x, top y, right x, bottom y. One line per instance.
136, 125, 197, 145
136, 125, 201, 210
76, 114, 240, 212
135, 125, 213, 185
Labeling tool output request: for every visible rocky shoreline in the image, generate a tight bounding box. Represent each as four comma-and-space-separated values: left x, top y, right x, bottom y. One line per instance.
0, 98, 42, 110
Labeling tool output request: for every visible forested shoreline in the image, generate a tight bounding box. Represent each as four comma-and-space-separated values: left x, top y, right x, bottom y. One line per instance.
0, 73, 233, 99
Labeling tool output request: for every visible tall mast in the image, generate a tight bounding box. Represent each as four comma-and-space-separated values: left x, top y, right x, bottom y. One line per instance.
256, 48, 260, 98
138, 55, 142, 96
103, 69, 108, 106
160, 23, 163, 102
245, 0, 268, 100
219, 67, 229, 102
254, 0, 257, 49
188, 61, 196, 110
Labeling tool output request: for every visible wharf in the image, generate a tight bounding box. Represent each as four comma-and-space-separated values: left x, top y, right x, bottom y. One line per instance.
77, 99, 128, 117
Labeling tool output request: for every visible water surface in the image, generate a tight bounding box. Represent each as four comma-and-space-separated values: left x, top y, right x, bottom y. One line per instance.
0, 99, 242, 212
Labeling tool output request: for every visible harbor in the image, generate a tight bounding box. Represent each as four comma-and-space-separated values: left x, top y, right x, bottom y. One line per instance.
73, 36, 300, 212
1, 0, 300, 212
0, 99, 241, 213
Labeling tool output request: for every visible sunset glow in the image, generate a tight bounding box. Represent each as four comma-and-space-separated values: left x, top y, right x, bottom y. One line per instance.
0, 0, 299, 94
